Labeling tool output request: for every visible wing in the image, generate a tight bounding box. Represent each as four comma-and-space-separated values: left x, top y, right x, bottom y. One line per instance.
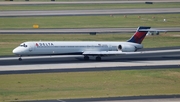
83, 49, 180, 56
141, 49, 180, 54
83, 51, 142, 56
139, 29, 167, 32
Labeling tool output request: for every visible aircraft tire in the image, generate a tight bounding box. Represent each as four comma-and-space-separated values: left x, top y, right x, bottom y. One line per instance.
84, 56, 89, 60
18, 58, 22, 61
96, 56, 101, 61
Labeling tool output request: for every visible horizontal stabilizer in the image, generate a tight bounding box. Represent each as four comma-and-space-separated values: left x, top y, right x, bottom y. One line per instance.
139, 29, 167, 32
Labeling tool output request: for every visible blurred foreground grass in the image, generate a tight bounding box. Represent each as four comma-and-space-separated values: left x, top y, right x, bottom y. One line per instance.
0, 69, 180, 101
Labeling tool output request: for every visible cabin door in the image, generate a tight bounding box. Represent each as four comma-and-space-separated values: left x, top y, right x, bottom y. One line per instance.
28, 43, 34, 52
108, 45, 113, 51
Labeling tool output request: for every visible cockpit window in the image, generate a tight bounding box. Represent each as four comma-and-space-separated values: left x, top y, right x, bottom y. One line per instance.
20, 43, 27, 47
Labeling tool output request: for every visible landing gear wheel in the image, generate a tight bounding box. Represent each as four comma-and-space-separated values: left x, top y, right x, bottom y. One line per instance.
18, 57, 22, 61
96, 56, 101, 61
84, 56, 89, 61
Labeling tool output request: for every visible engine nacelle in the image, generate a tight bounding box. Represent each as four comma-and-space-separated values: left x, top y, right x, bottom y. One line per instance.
118, 44, 137, 52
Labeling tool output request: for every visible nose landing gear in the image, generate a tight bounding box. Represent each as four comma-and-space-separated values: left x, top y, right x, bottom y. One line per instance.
18, 58, 22, 61
18, 55, 22, 61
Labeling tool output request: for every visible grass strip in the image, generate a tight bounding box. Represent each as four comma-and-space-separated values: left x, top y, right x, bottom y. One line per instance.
0, 14, 180, 29
0, 69, 180, 101
1, 3, 180, 10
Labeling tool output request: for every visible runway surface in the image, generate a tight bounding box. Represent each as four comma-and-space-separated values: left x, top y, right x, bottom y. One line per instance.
1, 8, 180, 17
1, 27, 178, 34
0, 47, 180, 75
0, 27, 178, 34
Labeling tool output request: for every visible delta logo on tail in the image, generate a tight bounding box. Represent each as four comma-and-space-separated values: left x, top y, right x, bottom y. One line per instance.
127, 27, 151, 44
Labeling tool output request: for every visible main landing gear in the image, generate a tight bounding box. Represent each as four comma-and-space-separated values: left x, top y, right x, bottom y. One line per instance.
95, 56, 101, 61
84, 56, 89, 61
83, 56, 102, 61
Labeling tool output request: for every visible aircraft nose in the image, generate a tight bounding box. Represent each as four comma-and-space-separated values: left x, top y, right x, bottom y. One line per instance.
13, 48, 21, 55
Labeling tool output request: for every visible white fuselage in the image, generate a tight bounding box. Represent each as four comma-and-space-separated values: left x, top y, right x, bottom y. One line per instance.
13, 41, 143, 56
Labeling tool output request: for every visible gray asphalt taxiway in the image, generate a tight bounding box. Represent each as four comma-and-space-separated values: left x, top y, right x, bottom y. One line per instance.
1, 0, 180, 5
1, 8, 180, 17
1, 27, 180, 34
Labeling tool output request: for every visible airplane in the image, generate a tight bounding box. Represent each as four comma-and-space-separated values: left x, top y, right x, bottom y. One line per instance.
13, 26, 151, 61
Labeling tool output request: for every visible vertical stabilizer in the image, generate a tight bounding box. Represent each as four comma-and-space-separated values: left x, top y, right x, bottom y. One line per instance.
127, 26, 151, 44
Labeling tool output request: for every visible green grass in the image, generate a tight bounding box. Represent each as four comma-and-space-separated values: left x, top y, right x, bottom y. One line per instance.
0, 14, 180, 29
0, 32, 180, 56
1, 3, 180, 10
0, 69, 180, 101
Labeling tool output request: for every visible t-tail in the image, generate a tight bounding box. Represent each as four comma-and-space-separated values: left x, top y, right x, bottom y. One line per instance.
127, 26, 151, 44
